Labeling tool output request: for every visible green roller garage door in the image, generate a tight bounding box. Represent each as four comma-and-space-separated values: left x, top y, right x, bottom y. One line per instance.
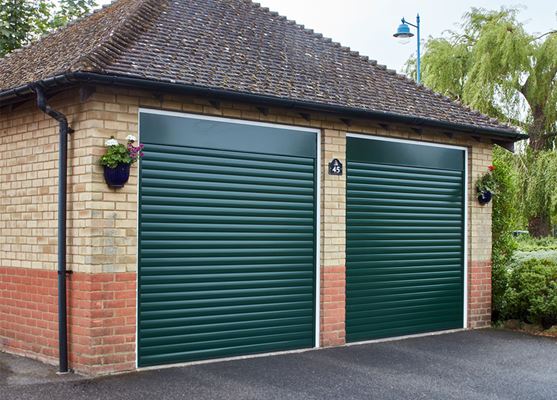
138, 112, 317, 367
346, 136, 465, 342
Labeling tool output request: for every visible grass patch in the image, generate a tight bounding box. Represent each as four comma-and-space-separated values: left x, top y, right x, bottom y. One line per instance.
513, 250, 557, 263
515, 235, 557, 252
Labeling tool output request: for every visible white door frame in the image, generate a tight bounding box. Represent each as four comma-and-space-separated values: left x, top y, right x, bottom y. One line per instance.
136, 108, 322, 369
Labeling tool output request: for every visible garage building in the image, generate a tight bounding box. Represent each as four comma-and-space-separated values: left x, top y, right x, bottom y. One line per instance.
0, 0, 524, 374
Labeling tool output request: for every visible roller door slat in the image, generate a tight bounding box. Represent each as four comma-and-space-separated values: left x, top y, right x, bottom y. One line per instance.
139, 338, 312, 366
141, 316, 311, 339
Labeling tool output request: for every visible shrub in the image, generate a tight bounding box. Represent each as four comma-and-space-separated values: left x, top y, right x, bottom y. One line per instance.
502, 258, 557, 329
491, 146, 519, 320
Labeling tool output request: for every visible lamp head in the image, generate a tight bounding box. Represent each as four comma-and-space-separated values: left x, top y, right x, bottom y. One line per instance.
393, 22, 414, 39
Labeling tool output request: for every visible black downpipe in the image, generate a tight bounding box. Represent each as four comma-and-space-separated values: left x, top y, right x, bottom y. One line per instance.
33, 86, 72, 374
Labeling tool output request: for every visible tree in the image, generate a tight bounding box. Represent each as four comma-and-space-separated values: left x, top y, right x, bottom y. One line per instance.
0, 0, 97, 57
406, 7, 557, 236
50, 0, 98, 29
514, 149, 557, 236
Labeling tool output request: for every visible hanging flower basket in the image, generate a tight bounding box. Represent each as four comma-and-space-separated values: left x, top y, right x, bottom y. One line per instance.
476, 165, 497, 205
477, 190, 492, 205
100, 135, 144, 189
103, 163, 131, 189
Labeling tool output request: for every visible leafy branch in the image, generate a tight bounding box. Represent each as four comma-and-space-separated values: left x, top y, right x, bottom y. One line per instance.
0, 0, 98, 57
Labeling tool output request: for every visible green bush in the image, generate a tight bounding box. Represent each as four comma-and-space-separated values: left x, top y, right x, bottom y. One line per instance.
491, 146, 519, 320
502, 258, 557, 329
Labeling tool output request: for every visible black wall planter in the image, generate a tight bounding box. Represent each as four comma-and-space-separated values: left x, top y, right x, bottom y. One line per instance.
104, 163, 130, 189
478, 190, 492, 205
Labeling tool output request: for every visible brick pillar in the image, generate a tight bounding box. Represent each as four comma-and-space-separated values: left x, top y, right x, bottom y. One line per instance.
67, 272, 137, 375
468, 142, 493, 328
320, 129, 346, 347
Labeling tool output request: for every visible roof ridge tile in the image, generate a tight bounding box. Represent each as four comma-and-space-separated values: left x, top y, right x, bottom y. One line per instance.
249, 0, 389, 76
73, 0, 167, 71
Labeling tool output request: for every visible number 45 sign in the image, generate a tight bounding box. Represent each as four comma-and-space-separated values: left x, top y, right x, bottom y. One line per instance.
328, 158, 343, 176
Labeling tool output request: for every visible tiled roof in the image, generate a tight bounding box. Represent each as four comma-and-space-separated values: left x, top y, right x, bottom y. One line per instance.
0, 0, 519, 136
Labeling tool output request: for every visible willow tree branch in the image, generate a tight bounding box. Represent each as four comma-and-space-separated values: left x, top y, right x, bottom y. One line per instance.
531, 30, 557, 41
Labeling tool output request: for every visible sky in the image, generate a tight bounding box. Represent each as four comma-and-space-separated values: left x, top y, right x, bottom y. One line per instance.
99, 0, 556, 73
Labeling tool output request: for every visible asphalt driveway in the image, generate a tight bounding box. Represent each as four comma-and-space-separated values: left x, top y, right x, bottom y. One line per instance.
2, 329, 556, 400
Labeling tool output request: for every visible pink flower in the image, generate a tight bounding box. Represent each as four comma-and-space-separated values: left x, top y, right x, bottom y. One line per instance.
123, 140, 144, 160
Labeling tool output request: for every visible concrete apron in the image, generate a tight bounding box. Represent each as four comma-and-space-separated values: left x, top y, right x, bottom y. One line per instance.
0, 351, 82, 386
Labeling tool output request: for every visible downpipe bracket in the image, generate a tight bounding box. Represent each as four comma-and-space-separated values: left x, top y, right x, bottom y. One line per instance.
58, 270, 73, 275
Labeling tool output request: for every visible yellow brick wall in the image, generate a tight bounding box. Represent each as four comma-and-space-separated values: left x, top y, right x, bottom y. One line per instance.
1, 89, 91, 272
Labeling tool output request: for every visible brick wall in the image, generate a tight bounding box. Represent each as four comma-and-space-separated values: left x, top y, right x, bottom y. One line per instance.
0, 267, 58, 360
0, 84, 493, 374
0, 89, 121, 274
0, 266, 135, 374
0, 90, 137, 373
68, 270, 136, 375
468, 261, 492, 328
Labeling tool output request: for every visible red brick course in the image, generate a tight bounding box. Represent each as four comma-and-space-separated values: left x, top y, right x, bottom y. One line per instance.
0, 267, 136, 375
1, 258, 492, 374
320, 265, 346, 346
468, 260, 492, 328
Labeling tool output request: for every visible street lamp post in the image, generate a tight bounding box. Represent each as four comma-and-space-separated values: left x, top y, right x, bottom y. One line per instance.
393, 14, 421, 83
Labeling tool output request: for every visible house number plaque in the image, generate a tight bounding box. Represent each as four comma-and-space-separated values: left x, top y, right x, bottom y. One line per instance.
328, 158, 343, 176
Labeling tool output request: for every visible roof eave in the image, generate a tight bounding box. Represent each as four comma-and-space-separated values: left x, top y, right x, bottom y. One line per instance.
0, 72, 527, 142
